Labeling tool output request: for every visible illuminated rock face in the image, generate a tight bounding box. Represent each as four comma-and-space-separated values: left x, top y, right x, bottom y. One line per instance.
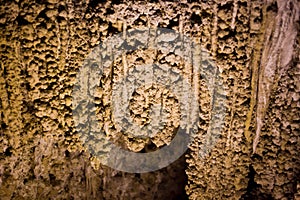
0, 0, 299, 199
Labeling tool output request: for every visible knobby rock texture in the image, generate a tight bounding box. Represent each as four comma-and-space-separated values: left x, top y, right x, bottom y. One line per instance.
0, 0, 299, 199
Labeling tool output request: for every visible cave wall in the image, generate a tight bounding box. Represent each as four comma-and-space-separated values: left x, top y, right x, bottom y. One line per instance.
0, 0, 299, 199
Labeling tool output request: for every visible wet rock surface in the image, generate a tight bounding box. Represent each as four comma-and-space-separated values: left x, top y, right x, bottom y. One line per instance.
0, 0, 299, 199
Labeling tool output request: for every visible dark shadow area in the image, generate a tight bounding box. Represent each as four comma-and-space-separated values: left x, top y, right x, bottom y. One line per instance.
100, 152, 189, 200
154, 153, 189, 200
241, 165, 274, 200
